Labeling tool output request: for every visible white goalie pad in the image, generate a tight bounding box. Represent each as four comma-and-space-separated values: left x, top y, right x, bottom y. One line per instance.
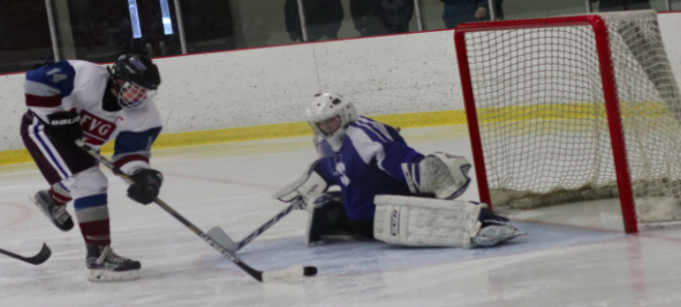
373, 195, 484, 248
402, 152, 471, 200
272, 159, 329, 204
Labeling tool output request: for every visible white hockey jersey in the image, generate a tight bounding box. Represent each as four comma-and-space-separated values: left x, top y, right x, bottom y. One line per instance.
24, 60, 162, 174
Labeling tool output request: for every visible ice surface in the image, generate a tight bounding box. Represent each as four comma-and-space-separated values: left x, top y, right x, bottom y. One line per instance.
2, 126, 681, 307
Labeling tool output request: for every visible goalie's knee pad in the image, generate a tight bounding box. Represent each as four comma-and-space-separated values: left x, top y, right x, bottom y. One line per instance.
402, 152, 472, 200
373, 195, 484, 248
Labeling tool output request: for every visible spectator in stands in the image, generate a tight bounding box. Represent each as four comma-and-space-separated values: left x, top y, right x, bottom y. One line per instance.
441, 0, 504, 29
284, 0, 344, 42
592, 0, 651, 12
79, 0, 131, 49
350, 0, 415, 37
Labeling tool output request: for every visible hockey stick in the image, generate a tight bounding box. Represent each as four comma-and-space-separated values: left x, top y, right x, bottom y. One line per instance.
75, 140, 317, 282
0, 243, 51, 265
208, 198, 304, 253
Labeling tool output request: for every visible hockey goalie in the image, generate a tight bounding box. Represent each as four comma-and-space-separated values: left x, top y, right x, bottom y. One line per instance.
274, 92, 525, 248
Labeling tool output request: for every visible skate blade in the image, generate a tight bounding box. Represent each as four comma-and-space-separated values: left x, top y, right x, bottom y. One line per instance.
505, 231, 527, 241
493, 231, 527, 245
88, 269, 141, 282
473, 230, 527, 247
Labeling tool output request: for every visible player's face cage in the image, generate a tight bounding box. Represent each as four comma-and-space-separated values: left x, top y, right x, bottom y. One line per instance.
118, 81, 157, 109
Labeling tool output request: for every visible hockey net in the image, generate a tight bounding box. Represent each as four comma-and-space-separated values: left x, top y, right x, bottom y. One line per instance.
454, 10, 681, 233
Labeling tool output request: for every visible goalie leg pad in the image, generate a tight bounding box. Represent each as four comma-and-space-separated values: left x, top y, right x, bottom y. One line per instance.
373, 195, 484, 248
403, 152, 472, 200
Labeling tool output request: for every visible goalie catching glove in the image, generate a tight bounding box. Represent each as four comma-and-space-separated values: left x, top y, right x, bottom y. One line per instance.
127, 168, 163, 205
272, 159, 329, 210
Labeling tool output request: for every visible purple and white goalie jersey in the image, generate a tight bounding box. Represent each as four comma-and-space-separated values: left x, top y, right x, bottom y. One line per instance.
315, 116, 424, 220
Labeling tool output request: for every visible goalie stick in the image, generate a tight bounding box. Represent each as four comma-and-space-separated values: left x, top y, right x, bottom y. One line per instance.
75, 139, 317, 283
0, 243, 51, 265
208, 198, 304, 253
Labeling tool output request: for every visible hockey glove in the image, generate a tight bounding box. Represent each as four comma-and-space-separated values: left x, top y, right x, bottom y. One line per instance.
44, 112, 82, 144
127, 169, 163, 205
272, 159, 329, 208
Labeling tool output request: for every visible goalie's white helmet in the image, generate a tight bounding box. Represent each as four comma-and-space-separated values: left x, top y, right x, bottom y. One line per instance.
306, 92, 358, 150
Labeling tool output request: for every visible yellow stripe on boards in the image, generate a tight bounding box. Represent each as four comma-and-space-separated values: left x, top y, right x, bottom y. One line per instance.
0, 149, 31, 166
0, 102, 671, 166
0, 110, 468, 166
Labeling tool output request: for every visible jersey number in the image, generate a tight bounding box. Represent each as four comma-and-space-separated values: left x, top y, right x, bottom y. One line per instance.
335, 162, 351, 187
46, 68, 67, 83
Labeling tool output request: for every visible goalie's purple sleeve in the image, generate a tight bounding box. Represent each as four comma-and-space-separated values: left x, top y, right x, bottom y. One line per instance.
315, 116, 424, 220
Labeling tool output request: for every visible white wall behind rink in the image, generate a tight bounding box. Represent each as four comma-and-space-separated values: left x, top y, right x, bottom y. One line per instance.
1, 12, 680, 152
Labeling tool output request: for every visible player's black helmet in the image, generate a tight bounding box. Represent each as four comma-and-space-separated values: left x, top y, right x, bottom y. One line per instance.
109, 53, 161, 109
111, 53, 160, 89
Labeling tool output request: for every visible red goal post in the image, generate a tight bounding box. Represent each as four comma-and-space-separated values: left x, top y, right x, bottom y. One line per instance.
454, 11, 681, 233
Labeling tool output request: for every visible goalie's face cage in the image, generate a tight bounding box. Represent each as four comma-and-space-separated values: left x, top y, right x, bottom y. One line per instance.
315, 115, 342, 136
117, 81, 157, 109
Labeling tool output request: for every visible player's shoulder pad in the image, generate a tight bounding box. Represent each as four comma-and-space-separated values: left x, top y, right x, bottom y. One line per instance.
25, 61, 76, 97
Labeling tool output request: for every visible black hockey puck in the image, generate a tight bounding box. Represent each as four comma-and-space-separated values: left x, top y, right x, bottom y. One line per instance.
303, 266, 318, 276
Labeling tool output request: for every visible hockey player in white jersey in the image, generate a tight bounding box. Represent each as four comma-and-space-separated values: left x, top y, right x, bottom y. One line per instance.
20, 53, 164, 281
275, 92, 524, 248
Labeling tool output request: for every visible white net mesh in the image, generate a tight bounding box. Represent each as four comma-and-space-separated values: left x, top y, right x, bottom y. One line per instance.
460, 11, 681, 223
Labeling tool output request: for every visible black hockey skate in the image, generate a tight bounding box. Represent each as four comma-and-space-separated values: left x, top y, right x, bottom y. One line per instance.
31, 190, 74, 231
86, 244, 141, 282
